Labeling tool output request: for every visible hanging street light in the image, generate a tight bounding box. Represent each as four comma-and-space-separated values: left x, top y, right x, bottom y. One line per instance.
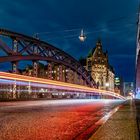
79, 29, 86, 42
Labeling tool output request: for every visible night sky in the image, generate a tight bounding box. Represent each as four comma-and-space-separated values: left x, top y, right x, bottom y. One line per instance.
0, 0, 139, 82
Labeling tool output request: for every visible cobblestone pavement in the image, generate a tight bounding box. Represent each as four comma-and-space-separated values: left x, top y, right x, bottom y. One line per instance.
0, 99, 123, 140
134, 99, 140, 139
89, 100, 139, 140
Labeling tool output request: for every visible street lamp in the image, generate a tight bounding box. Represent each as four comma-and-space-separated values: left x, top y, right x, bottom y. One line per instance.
79, 29, 86, 42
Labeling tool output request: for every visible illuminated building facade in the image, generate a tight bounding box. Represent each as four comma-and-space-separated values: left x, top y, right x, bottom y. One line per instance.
114, 77, 124, 95
86, 40, 115, 91
21, 63, 84, 85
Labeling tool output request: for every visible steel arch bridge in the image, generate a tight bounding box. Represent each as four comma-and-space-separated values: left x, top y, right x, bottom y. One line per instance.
0, 28, 96, 88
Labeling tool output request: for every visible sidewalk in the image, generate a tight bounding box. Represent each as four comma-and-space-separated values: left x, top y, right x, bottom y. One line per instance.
89, 100, 139, 140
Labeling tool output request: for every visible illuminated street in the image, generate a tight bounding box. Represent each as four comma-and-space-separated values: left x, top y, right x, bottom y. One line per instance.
0, 99, 124, 140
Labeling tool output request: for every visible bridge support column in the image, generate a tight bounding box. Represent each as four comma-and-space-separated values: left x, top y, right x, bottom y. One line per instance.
33, 46, 38, 78
13, 39, 18, 53
33, 61, 38, 77
33, 46, 38, 54
12, 39, 19, 73
12, 61, 18, 73
48, 63, 52, 80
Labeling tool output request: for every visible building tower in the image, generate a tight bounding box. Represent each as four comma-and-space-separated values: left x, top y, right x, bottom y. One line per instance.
86, 39, 115, 91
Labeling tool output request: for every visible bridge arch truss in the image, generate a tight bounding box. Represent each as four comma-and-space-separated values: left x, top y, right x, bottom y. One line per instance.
0, 29, 96, 88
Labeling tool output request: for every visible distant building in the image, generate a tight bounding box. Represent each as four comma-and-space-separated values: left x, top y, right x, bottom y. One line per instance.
123, 82, 134, 96
21, 63, 84, 85
114, 77, 124, 96
86, 39, 115, 91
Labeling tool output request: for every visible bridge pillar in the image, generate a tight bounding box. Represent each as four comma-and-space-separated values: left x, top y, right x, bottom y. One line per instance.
33, 46, 38, 77
48, 63, 52, 80
13, 39, 18, 53
12, 39, 19, 73
12, 61, 18, 73
33, 61, 38, 77
33, 45, 38, 54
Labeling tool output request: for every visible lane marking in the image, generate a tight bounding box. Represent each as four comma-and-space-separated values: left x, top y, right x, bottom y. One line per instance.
95, 106, 120, 125
74, 105, 122, 140
88, 105, 122, 140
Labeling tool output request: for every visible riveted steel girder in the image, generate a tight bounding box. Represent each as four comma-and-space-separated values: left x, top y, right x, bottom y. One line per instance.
0, 28, 96, 87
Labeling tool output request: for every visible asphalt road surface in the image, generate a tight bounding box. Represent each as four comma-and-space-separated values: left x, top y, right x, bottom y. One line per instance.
0, 99, 124, 140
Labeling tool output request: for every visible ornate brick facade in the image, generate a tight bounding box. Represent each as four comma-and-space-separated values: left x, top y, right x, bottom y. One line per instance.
86, 40, 115, 91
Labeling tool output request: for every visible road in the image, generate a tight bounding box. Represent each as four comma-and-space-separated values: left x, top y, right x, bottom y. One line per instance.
0, 99, 124, 140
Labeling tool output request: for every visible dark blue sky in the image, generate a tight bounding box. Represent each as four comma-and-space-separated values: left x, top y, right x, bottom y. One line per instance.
0, 0, 139, 82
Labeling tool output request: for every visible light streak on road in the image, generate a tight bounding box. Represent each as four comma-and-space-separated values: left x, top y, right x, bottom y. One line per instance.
0, 71, 126, 100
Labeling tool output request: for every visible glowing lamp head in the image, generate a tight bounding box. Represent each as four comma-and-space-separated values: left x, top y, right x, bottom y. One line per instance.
79, 29, 86, 42
79, 35, 86, 42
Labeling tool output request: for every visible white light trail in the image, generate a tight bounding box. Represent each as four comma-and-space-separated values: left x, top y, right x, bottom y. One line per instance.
0, 72, 126, 100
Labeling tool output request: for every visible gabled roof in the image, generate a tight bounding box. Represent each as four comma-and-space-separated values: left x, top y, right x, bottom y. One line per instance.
92, 40, 107, 59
